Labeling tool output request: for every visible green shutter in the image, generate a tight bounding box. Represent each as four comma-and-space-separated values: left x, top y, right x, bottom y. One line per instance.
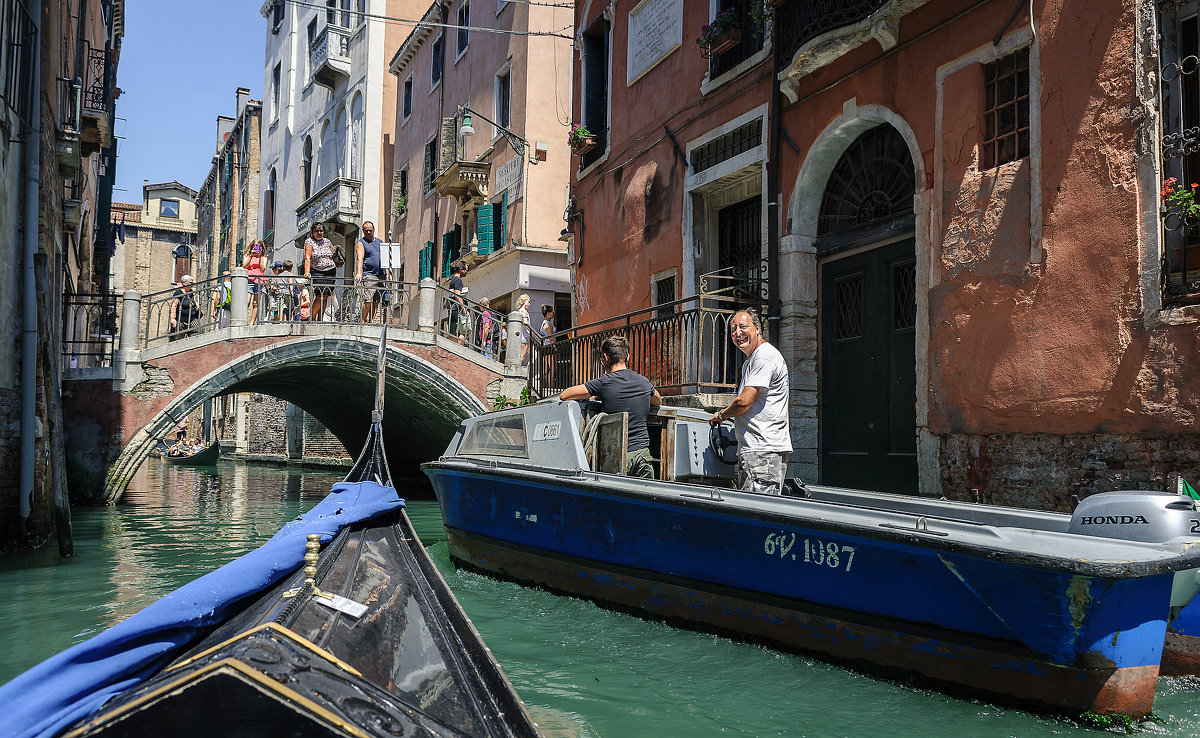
441, 230, 458, 277
224, 157, 231, 180
498, 191, 508, 251
476, 204, 493, 256
419, 242, 432, 279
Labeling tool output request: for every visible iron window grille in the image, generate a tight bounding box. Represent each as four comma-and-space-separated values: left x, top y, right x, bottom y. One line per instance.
1159, 0, 1200, 305
690, 118, 762, 173
982, 47, 1030, 169
423, 138, 438, 194
707, 1, 766, 80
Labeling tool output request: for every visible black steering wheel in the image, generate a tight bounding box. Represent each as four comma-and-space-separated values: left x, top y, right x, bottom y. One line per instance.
709, 421, 737, 465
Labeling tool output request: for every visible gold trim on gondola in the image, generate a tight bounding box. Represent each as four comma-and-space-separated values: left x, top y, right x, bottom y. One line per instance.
63, 655, 373, 738
165, 621, 361, 677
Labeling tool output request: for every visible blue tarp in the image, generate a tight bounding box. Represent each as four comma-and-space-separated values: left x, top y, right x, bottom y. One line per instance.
1, 481, 403, 738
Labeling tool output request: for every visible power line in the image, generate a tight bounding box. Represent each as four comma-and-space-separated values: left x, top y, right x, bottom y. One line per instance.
284, 0, 574, 40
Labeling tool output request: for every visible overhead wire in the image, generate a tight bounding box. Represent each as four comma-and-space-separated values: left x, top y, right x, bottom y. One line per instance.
285, 0, 574, 39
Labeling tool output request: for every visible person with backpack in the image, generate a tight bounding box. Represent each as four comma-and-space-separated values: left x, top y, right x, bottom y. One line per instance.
211, 271, 233, 328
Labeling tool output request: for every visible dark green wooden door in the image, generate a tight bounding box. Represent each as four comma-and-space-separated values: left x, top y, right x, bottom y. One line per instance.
819, 239, 917, 494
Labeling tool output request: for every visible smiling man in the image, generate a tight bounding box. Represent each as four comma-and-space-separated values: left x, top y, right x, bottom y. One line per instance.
710, 309, 792, 495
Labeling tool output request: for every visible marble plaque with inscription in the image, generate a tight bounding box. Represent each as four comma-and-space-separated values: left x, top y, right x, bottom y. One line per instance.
627, 0, 682, 85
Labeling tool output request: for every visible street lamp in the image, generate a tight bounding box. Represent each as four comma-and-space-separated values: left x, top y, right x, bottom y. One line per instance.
457, 105, 544, 164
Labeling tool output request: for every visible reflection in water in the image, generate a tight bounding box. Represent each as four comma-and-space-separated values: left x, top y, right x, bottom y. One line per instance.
2, 459, 1200, 737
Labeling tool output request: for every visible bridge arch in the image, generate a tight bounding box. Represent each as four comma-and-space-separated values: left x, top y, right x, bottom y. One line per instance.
104, 336, 488, 502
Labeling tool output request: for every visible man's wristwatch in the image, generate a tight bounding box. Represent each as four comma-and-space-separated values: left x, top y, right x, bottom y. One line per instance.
715, 409, 724, 421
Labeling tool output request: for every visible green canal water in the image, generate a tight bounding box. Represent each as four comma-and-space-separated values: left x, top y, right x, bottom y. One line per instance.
3, 459, 1200, 737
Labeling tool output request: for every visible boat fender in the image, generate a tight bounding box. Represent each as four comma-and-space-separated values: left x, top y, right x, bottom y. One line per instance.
709, 423, 737, 466
1067, 491, 1200, 543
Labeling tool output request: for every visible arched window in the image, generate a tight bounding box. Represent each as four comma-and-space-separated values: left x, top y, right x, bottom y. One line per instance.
350, 93, 363, 180
316, 120, 333, 189
335, 106, 347, 180
817, 124, 915, 241
302, 137, 313, 200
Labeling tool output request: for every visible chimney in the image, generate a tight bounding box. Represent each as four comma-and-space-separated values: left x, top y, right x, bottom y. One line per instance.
236, 87, 250, 118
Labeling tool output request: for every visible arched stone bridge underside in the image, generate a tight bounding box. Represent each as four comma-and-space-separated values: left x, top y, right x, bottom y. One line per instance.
86, 327, 506, 503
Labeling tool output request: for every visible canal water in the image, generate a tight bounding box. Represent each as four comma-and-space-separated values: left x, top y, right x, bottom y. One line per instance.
3, 460, 1200, 737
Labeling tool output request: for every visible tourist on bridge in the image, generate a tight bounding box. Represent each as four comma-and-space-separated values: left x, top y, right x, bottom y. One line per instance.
355, 220, 389, 323
169, 275, 200, 341
243, 238, 267, 325
516, 294, 532, 365
264, 261, 285, 321
559, 335, 663, 479
476, 297, 501, 360
446, 264, 467, 342
211, 271, 233, 329
303, 222, 337, 321
709, 308, 792, 496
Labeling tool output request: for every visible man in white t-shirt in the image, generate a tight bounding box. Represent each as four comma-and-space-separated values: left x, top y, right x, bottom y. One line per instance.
709, 309, 792, 495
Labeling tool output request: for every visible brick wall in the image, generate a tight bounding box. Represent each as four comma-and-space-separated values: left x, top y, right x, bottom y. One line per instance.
303, 413, 351, 459
247, 394, 287, 455
940, 433, 1200, 512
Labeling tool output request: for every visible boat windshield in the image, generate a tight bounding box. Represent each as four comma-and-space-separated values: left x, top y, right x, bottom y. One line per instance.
459, 414, 529, 458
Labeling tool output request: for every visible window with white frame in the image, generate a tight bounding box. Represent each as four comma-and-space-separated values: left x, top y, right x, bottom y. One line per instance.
494, 62, 511, 136
403, 76, 413, 120
306, 18, 317, 79
431, 34, 444, 89
456, 2, 470, 57
1158, 1, 1200, 304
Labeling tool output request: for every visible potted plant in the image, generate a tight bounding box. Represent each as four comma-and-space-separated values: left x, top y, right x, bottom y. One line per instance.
1161, 176, 1200, 271
568, 123, 596, 155
697, 8, 742, 58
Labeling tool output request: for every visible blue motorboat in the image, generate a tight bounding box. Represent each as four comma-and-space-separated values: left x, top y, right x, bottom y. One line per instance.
424, 400, 1200, 717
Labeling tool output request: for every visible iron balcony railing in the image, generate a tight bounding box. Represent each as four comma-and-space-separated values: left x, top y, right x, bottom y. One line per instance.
64, 293, 118, 369
775, 0, 888, 66
82, 43, 113, 118
1158, 0, 1200, 306
528, 270, 768, 398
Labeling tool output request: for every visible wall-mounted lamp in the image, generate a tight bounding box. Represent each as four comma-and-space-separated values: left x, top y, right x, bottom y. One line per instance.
460, 111, 475, 137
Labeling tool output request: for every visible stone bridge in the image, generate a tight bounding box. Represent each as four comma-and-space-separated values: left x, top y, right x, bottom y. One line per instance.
63, 276, 524, 504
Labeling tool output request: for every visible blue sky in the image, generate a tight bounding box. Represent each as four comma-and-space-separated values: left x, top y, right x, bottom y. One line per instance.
112, 0, 265, 202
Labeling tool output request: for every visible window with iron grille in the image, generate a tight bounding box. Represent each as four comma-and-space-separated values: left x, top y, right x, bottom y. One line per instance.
403, 76, 412, 120
690, 118, 762, 173
495, 65, 511, 132
982, 47, 1030, 169
1159, 1, 1200, 304
653, 273, 676, 320
423, 137, 439, 193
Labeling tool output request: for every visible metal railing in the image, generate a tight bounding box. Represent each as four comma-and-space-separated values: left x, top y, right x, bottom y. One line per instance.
432, 285, 509, 363
137, 276, 421, 348
82, 44, 112, 117
64, 293, 117, 368
528, 270, 768, 398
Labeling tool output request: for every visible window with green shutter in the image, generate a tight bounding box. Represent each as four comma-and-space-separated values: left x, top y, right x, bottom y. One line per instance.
498, 191, 507, 251
441, 229, 460, 277
476, 203, 493, 256
419, 241, 433, 279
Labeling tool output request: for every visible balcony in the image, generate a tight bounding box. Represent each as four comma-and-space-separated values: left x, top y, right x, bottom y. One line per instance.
311, 24, 352, 90
63, 175, 82, 229
775, 0, 925, 102
434, 160, 491, 207
56, 77, 82, 175
80, 44, 114, 153
296, 176, 362, 232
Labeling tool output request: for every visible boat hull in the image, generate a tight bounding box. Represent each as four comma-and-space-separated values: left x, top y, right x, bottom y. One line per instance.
163, 442, 220, 466
429, 466, 1177, 716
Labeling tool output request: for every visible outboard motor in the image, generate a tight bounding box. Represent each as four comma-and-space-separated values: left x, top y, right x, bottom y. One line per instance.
1068, 491, 1199, 542
1069, 491, 1200, 621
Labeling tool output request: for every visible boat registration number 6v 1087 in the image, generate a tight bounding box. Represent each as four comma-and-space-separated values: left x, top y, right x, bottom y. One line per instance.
763, 531, 857, 573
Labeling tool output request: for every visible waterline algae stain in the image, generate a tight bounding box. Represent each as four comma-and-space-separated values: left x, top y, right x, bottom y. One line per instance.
2, 459, 1200, 736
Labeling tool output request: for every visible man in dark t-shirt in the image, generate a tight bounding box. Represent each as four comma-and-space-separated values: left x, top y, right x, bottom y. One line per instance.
447, 264, 466, 341
560, 335, 662, 478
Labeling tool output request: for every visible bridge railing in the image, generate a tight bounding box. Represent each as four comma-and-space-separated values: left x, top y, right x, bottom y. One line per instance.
432, 285, 509, 363
64, 293, 118, 368
137, 275, 422, 348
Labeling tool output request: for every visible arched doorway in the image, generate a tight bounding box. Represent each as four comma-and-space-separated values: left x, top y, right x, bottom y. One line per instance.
817, 124, 917, 494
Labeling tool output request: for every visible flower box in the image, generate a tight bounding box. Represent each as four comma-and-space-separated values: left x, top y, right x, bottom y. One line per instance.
767, 0, 787, 6
701, 27, 742, 58
570, 135, 597, 156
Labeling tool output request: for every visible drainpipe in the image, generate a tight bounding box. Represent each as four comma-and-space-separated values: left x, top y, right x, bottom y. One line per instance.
20, 0, 43, 532
766, 14, 782, 339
